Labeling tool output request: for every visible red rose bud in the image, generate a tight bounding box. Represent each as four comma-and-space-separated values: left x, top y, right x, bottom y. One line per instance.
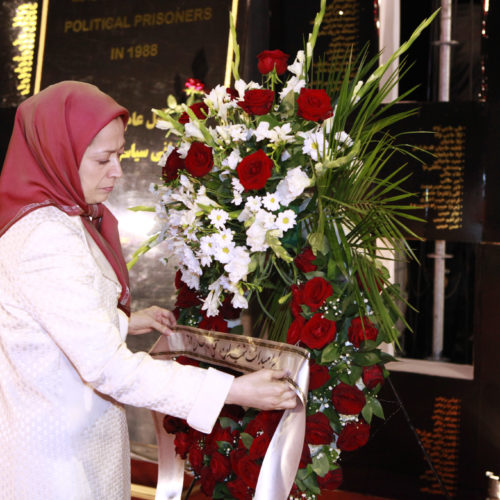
309, 361, 330, 390
305, 412, 334, 444
302, 313, 337, 350
238, 88, 275, 115
179, 102, 209, 124
184, 77, 205, 91
362, 364, 385, 389
236, 149, 273, 191
297, 88, 333, 122
257, 49, 290, 75
162, 148, 185, 182
185, 141, 214, 177
337, 420, 370, 451
301, 276, 333, 311
348, 316, 379, 348
294, 246, 317, 273
286, 316, 305, 345
331, 382, 366, 415
317, 468, 343, 490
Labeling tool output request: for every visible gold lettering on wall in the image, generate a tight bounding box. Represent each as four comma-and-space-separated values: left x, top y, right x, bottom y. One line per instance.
417, 396, 461, 497
63, 7, 213, 34
12, 2, 38, 96
415, 125, 466, 231
316, 0, 361, 76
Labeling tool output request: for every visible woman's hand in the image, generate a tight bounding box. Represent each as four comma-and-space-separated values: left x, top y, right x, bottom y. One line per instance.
128, 306, 176, 335
225, 369, 297, 411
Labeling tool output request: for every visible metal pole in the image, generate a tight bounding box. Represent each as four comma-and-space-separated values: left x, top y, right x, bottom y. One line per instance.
431, 0, 453, 360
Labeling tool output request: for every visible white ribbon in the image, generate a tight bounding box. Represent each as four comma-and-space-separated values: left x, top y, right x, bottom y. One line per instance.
150, 325, 310, 500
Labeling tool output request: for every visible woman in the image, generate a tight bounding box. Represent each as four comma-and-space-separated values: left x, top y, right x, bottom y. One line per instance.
0, 81, 296, 499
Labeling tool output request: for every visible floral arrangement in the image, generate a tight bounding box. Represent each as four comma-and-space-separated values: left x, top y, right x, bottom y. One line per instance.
131, 2, 437, 498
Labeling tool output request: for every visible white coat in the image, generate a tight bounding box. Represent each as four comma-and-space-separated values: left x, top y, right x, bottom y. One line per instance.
0, 206, 233, 499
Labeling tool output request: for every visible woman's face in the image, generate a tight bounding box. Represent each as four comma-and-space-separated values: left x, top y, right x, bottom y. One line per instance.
79, 117, 125, 204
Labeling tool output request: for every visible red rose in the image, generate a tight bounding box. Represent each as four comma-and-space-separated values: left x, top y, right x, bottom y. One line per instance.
290, 284, 303, 318
230, 447, 248, 475
299, 439, 312, 468
294, 247, 317, 273
162, 415, 189, 434
245, 410, 282, 437
309, 362, 330, 390
297, 88, 333, 122
184, 77, 205, 92
317, 468, 343, 490
302, 313, 337, 350
286, 316, 305, 344
174, 431, 193, 458
200, 466, 216, 496
226, 87, 239, 100
236, 149, 273, 191
179, 102, 209, 124
185, 141, 213, 177
331, 382, 366, 415
227, 477, 253, 500
238, 88, 275, 115
162, 148, 184, 182
199, 314, 229, 333
305, 412, 334, 444
209, 451, 231, 481
362, 364, 385, 389
257, 49, 289, 75
205, 424, 234, 454
220, 294, 241, 320
238, 456, 261, 489
337, 420, 370, 451
301, 276, 333, 311
175, 284, 201, 308
348, 316, 379, 348
248, 433, 271, 460
188, 444, 204, 474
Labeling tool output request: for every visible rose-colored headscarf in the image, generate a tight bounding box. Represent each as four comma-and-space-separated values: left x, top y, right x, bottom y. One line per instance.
0, 81, 131, 315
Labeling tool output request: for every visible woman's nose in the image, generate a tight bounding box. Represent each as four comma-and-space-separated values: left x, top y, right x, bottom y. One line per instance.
109, 155, 123, 178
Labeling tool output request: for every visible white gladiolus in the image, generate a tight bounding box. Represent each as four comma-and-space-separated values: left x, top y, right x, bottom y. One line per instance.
184, 122, 205, 141
253, 121, 271, 142
224, 246, 251, 283
268, 123, 295, 144
222, 149, 242, 170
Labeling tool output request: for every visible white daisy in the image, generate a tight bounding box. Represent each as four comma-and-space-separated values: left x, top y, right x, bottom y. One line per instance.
245, 196, 262, 212
262, 192, 281, 211
208, 208, 229, 229
276, 209, 297, 231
